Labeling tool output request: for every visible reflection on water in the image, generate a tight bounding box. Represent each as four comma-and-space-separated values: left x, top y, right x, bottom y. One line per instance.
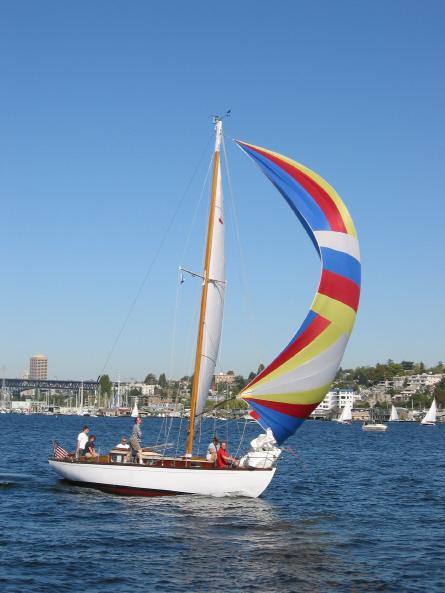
0, 415, 444, 593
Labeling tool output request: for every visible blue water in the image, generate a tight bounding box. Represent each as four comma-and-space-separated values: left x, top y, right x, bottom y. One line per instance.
0, 415, 443, 593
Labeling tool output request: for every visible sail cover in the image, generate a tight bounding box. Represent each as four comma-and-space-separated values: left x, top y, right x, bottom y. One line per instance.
237, 141, 361, 445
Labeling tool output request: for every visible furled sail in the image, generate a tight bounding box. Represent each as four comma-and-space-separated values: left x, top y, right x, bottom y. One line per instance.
195, 123, 226, 417
237, 141, 361, 445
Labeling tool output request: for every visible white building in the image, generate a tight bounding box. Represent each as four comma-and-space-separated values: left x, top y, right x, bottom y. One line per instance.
313, 388, 357, 414
129, 383, 155, 396
214, 372, 236, 385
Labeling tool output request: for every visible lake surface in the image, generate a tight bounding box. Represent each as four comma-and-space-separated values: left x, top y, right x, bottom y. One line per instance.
0, 415, 443, 593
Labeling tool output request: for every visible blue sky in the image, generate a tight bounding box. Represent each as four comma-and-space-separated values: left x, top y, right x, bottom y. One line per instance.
1, 0, 444, 381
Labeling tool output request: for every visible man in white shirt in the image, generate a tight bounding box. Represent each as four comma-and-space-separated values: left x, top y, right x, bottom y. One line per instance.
113, 436, 130, 463
115, 437, 130, 450
76, 426, 89, 457
206, 436, 219, 463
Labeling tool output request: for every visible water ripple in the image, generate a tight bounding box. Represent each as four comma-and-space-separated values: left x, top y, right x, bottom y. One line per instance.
0, 416, 444, 592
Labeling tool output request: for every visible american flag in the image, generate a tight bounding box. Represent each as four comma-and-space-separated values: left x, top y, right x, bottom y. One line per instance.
53, 443, 69, 460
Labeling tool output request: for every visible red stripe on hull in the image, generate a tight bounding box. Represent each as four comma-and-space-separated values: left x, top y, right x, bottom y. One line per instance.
318, 269, 360, 311
239, 143, 347, 232
246, 314, 330, 390
249, 398, 319, 418
66, 480, 183, 497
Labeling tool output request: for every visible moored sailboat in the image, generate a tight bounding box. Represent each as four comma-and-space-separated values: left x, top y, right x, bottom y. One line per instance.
131, 399, 139, 418
49, 118, 361, 497
389, 405, 399, 422
421, 398, 437, 425
335, 401, 352, 424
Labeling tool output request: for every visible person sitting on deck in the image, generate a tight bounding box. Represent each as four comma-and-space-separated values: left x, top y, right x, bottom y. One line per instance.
216, 441, 239, 469
84, 435, 98, 459
206, 436, 219, 463
115, 437, 130, 450
130, 417, 144, 465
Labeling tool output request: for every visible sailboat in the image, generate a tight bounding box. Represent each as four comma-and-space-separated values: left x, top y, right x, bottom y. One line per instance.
389, 405, 399, 422
421, 398, 437, 425
131, 399, 139, 418
335, 401, 352, 424
49, 118, 361, 497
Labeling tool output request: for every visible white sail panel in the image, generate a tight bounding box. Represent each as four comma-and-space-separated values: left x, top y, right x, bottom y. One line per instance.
389, 405, 399, 421
243, 334, 349, 398
421, 399, 437, 424
338, 401, 352, 422
195, 129, 225, 418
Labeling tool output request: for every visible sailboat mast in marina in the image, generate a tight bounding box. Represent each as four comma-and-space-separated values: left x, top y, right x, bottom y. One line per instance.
49, 118, 361, 497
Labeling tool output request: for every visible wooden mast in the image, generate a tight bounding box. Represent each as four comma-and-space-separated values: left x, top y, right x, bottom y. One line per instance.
185, 118, 223, 456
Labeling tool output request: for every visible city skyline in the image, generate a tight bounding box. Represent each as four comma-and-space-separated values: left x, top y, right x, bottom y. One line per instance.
1, 1, 444, 380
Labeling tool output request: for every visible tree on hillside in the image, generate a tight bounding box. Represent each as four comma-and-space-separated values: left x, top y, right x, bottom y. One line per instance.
433, 378, 445, 407
158, 373, 167, 388
401, 361, 414, 371
144, 373, 157, 385
414, 361, 425, 374
232, 375, 246, 394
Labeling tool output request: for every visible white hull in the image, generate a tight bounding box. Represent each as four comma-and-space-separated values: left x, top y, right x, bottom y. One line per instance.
48, 460, 275, 498
362, 423, 387, 432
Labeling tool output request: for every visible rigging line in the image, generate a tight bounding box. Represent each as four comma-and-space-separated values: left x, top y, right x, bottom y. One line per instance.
179, 153, 214, 267
167, 270, 183, 386
156, 414, 167, 447
100, 131, 214, 375
234, 418, 248, 459
195, 394, 238, 417
221, 134, 263, 372
282, 446, 307, 471
174, 414, 184, 460
163, 382, 182, 455
197, 416, 203, 456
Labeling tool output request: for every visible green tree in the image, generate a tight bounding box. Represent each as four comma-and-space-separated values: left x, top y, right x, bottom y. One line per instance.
129, 387, 142, 398
159, 373, 167, 388
232, 375, 246, 394
99, 374, 112, 396
401, 361, 414, 371
433, 378, 445, 407
144, 373, 157, 385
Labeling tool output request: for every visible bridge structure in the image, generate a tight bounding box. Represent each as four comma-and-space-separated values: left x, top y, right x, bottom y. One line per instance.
2, 378, 99, 396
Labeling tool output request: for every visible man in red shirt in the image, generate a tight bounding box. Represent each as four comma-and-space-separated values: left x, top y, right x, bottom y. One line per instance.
216, 441, 239, 469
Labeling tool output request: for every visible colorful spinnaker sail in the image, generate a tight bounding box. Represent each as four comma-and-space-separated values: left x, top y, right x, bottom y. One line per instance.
236, 141, 361, 445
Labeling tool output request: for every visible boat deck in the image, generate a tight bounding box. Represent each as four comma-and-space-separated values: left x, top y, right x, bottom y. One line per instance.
51, 450, 272, 471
